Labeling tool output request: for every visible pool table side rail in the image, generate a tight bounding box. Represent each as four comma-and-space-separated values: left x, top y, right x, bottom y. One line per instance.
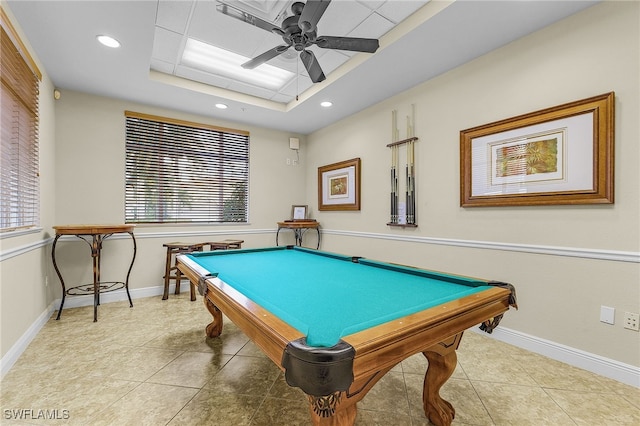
342, 286, 511, 381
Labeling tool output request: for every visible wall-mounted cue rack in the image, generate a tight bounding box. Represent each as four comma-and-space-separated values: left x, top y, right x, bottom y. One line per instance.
387, 106, 418, 228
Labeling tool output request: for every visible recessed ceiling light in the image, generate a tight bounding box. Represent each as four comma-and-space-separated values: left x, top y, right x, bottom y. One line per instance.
320, 101, 333, 108
96, 35, 121, 48
215, 103, 228, 109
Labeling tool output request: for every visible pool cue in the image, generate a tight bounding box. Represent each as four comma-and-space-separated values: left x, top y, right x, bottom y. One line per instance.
390, 111, 399, 223
407, 106, 415, 224
405, 151, 409, 224
408, 140, 415, 224
393, 145, 399, 223
390, 153, 395, 223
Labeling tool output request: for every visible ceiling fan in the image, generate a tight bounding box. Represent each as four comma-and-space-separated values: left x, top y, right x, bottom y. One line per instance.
217, 0, 380, 83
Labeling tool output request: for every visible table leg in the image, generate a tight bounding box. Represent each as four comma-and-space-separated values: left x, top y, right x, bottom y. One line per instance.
305, 367, 393, 426
422, 334, 462, 426
204, 296, 223, 338
92, 235, 101, 322
308, 393, 356, 426
162, 247, 171, 300
124, 232, 136, 308
276, 227, 282, 246
52, 235, 66, 320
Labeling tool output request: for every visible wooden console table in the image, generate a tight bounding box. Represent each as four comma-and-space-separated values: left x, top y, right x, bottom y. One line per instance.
51, 224, 137, 321
276, 220, 320, 249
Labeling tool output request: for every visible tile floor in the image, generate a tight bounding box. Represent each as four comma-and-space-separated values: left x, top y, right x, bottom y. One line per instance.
1, 293, 639, 425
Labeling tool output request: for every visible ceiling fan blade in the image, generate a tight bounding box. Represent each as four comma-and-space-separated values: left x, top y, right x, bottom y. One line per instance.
242, 45, 291, 69
300, 50, 326, 83
298, 0, 331, 34
316, 36, 379, 53
217, 2, 281, 34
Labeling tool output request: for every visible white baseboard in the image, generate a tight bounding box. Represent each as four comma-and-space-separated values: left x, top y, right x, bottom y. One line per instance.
471, 326, 640, 388
3, 286, 639, 388
0, 302, 55, 379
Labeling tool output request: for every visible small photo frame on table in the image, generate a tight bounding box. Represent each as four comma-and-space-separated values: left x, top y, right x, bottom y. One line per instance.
460, 92, 614, 207
318, 158, 361, 211
291, 205, 308, 220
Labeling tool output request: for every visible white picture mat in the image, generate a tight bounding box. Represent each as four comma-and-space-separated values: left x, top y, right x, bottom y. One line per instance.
321, 166, 356, 205
471, 112, 594, 197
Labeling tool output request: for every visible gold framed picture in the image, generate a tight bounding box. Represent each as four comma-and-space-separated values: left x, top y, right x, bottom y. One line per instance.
460, 92, 614, 207
318, 158, 361, 211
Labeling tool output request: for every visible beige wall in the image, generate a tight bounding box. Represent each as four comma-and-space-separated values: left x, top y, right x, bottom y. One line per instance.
1, 0, 638, 379
306, 1, 639, 366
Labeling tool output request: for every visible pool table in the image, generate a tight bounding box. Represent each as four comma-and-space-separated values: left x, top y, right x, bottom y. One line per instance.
176, 246, 516, 426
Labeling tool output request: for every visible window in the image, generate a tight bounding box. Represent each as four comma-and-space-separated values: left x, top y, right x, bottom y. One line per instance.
1, 11, 41, 233
124, 111, 249, 224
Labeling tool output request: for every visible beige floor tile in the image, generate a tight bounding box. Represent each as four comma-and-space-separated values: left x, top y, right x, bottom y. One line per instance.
90, 382, 197, 426
472, 381, 575, 425
546, 388, 640, 425
512, 353, 618, 392
456, 341, 538, 386
203, 354, 281, 395
249, 396, 310, 425
147, 350, 233, 388
404, 373, 494, 425
267, 373, 308, 401
355, 408, 413, 425
87, 345, 183, 382
168, 388, 263, 425
358, 371, 410, 415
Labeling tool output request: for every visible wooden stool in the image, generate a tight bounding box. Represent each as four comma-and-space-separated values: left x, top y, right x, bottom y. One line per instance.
206, 239, 244, 250
162, 242, 204, 301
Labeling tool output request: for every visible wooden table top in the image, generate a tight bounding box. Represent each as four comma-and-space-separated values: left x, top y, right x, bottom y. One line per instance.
277, 220, 319, 229
53, 224, 135, 235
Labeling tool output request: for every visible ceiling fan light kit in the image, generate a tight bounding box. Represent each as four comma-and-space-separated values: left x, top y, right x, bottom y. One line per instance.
219, 0, 380, 84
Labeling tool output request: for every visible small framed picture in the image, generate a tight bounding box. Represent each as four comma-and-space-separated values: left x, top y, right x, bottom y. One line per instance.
318, 158, 361, 211
291, 205, 308, 220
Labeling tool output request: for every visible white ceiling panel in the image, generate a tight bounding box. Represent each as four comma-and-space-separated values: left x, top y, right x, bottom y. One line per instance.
151, 58, 176, 75
156, 1, 194, 33
317, 1, 372, 37
279, 75, 315, 97
350, 11, 394, 39
152, 27, 184, 64
376, 0, 429, 24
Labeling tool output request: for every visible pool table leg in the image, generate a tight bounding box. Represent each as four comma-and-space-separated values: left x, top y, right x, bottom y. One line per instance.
204, 296, 224, 338
308, 392, 356, 426
307, 366, 393, 426
422, 333, 462, 426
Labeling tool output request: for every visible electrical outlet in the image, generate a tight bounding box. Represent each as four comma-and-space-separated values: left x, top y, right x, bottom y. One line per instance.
45, 276, 49, 287
623, 312, 640, 331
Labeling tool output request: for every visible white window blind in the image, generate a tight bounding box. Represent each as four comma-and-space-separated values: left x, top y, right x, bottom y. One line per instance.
125, 111, 249, 224
0, 18, 41, 233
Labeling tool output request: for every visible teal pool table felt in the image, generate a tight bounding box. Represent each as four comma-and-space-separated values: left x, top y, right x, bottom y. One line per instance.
187, 247, 489, 347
